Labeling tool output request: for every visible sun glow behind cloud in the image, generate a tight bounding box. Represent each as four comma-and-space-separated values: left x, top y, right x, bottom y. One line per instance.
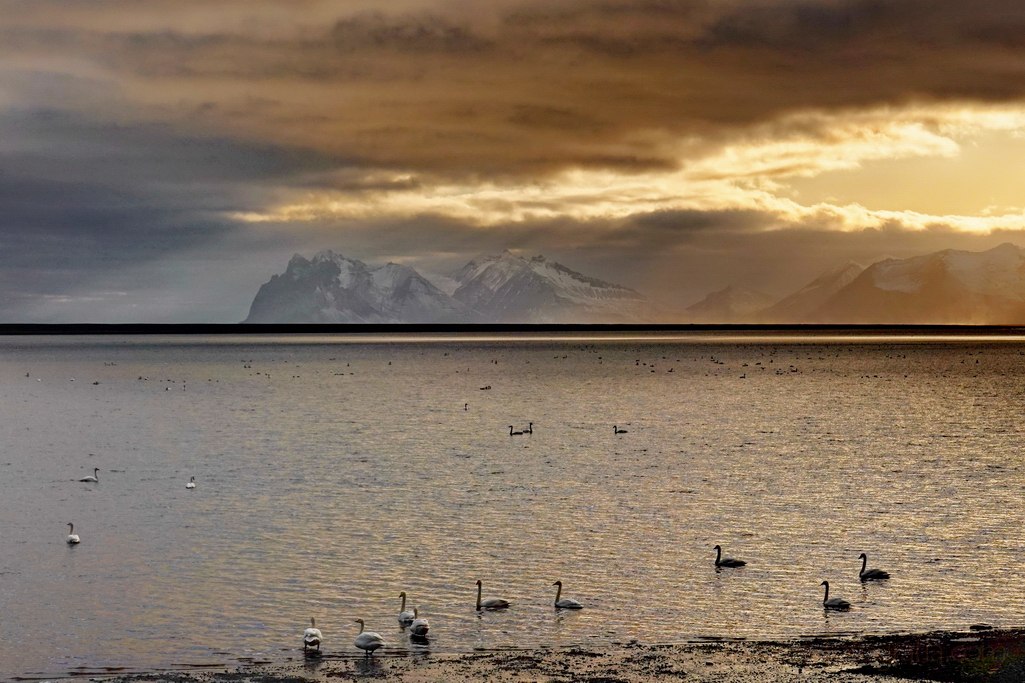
232, 103, 1025, 235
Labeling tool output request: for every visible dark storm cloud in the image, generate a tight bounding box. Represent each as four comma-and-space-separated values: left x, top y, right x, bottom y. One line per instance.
630, 209, 770, 235
9, 0, 1025, 178
6, 0, 1025, 320
0, 107, 348, 318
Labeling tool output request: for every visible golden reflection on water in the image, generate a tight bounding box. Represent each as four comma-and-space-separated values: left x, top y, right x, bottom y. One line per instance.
1, 335, 1024, 679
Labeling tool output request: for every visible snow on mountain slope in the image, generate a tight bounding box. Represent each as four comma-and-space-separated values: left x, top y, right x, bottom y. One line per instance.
243, 251, 474, 323
815, 243, 1025, 323
452, 251, 651, 322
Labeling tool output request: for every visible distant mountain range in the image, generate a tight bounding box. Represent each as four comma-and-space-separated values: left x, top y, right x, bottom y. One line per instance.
244, 250, 652, 323
244, 243, 1025, 324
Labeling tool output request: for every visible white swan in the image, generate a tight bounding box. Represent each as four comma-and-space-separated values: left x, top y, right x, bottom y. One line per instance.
820, 580, 851, 610
552, 580, 583, 609
714, 545, 747, 568
409, 607, 429, 637
66, 522, 80, 545
475, 579, 510, 610
303, 617, 322, 653
79, 467, 99, 483
509, 426, 524, 436
858, 553, 890, 581
397, 591, 415, 626
186, 476, 196, 489
353, 619, 385, 655
614, 425, 628, 434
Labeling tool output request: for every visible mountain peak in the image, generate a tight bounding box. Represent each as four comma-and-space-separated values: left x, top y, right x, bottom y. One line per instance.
246, 249, 650, 323
451, 251, 649, 322
244, 252, 472, 323
814, 242, 1025, 323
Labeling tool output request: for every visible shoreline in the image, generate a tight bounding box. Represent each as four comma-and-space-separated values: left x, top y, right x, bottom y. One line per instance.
52, 627, 1025, 683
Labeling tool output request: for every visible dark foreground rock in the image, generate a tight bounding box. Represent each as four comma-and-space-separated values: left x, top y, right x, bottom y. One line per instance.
89, 628, 1025, 683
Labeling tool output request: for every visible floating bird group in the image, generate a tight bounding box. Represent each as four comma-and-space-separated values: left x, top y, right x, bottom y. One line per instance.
710, 545, 888, 613
294, 550, 890, 657
304, 579, 585, 656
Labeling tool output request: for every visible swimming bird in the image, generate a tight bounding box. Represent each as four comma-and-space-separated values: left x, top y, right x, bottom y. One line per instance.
714, 545, 747, 568
614, 425, 628, 434
397, 591, 415, 626
820, 581, 851, 610
79, 467, 99, 483
186, 476, 196, 489
303, 617, 322, 653
66, 522, 80, 545
509, 426, 523, 436
552, 580, 583, 609
475, 579, 510, 611
409, 607, 429, 637
525, 422, 533, 434
353, 619, 385, 656
858, 553, 890, 581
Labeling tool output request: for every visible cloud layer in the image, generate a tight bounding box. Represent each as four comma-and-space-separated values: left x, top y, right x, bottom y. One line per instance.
5, 0, 1025, 320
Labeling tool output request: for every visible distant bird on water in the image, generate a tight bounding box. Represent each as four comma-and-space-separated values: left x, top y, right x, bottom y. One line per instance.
858, 553, 890, 581
714, 545, 747, 568
552, 580, 583, 609
525, 422, 533, 434
186, 476, 196, 489
614, 425, 628, 434
353, 619, 385, 655
397, 591, 415, 626
303, 617, 322, 653
66, 522, 80, 545
475, 579, 510, 610
820, 581, 851, 610
80, 467, 99, 483
509, 425, 524, 436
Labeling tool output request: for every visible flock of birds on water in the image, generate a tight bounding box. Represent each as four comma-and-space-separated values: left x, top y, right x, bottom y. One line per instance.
63, 418, 893, 658
293, 548, 889, 657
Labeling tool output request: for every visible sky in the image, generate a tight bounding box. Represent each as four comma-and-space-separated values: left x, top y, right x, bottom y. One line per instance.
5, 0, 1025, 321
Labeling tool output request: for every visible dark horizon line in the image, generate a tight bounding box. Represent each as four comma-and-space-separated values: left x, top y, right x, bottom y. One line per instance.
3, 323, 1025, 336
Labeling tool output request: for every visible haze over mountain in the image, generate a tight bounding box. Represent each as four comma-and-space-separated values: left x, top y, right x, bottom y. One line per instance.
243, 243, 1025, 325
812, 243, 1025, 324
686, 286, 776, 323
244, 250, 652, 323
757, 262, 865, 322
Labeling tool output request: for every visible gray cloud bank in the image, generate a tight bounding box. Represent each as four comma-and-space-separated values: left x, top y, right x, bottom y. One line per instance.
4, 0, 1025, 320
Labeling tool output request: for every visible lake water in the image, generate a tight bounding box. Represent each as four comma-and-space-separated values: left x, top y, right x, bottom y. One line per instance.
2, 332, 1025, 680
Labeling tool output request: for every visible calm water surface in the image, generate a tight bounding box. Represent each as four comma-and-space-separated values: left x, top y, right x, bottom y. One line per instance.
2, 333, 1025, 679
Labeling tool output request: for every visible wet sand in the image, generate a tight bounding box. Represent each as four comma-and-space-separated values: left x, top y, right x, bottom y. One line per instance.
95, 628, 1025, 683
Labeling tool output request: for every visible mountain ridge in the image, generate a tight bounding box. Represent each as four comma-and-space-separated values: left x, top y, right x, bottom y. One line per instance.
244, 250, 652, 324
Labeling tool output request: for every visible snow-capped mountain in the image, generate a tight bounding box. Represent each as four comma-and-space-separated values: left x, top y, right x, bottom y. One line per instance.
686, 285, 776, 322
814, 243, 1025, 323
758, 261, 864, 322
244, 251, 475, 323
451, 251, 651, 322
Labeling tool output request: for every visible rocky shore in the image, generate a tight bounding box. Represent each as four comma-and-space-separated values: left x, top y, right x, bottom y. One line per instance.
96, 627, 1025, 683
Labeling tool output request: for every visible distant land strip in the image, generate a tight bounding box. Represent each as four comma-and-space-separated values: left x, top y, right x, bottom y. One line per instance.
4, 323, 1025, 336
